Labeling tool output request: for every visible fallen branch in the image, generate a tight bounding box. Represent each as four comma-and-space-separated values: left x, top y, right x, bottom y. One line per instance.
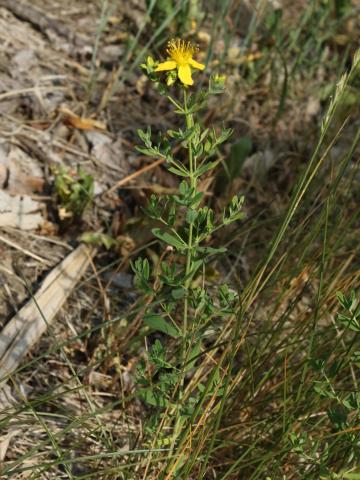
0, 244, 96, 388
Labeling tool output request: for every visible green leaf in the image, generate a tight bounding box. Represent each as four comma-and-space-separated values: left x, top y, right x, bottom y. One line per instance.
80, 232, 116, 250
229, 137, 252, 177
215, 136, 252, 193
167, 166, 189, 177
186, 341, 202, 371
167, 158, 189, 174
137, 127, 152, 146
216, 128, 233, 145
135, 146, 155, 156
152, 228, 186, 249
195, 159, 220, 177
189, 191, 203, 207
336, 291, 346, 306
140, 388, 168, 408
179, 180, 189, 196
186, 209, 198, 224
144, 314, 179, 338
171, 287, 186, 300
183, 258, 203, 282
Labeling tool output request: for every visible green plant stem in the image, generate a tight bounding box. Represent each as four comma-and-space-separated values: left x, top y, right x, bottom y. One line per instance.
183, 88, 196, 339
166, 95, 183, 112
169, 88, 196, 461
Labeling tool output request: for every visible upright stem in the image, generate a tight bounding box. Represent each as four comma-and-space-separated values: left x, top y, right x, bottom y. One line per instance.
168, 89, 196, 462
183, 88, 195, 349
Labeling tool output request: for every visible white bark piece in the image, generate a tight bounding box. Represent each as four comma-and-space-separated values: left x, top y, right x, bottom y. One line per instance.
0, 190, 43, 229
0, 244, 96, 388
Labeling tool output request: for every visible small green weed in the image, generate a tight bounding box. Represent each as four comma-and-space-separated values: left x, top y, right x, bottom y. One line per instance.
53, 165, 94, 222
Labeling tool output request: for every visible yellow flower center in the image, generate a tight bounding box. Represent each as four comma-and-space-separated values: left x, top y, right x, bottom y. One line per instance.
166, 39, 198, 66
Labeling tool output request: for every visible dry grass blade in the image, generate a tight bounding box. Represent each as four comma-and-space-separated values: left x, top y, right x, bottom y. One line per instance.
0, 233, 51, 265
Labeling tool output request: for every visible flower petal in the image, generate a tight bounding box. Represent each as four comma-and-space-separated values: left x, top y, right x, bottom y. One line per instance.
189, 58, 205, 70
155, 60, 177, 72
178, 64, 193, 86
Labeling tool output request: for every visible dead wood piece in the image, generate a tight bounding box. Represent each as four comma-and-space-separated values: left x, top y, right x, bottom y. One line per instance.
0, 244, 96, 388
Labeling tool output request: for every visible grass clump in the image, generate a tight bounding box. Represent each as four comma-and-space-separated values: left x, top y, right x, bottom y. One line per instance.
127, 43, 360, 479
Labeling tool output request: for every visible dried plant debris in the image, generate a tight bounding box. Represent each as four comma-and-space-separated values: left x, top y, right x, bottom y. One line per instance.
0, 143, 45, 195
57, 106, 107, 132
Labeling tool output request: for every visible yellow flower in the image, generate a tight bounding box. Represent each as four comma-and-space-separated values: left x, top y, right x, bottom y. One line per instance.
155, 39, 205, 86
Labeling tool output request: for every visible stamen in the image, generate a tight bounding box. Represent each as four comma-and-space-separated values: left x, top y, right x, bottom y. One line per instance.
166, 38, 198, 59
